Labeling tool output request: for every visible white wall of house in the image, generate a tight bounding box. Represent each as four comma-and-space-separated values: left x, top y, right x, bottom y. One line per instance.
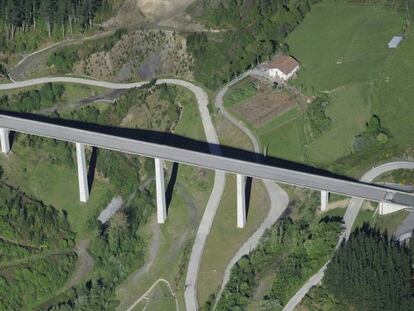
267, 65, 300, 81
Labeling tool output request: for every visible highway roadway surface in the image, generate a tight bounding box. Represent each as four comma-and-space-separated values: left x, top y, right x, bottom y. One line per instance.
1, 111, 414, 207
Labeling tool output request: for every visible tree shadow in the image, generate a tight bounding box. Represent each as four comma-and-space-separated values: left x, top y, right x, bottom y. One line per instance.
245, 177, 253, 218
87, 147, 98, 193
166, 162, 179, 211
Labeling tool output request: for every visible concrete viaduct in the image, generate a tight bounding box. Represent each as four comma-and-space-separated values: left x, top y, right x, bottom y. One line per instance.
0, 114, 411, 227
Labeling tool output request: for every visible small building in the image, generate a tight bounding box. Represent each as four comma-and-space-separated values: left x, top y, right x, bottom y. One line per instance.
388, 36, 403, 49
265, 55, 300, 81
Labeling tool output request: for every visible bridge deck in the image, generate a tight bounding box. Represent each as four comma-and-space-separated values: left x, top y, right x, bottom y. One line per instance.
1, 114, 414, 206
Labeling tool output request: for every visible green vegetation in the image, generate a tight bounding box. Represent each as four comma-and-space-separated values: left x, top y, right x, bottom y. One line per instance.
207, 189, 342, 311
0, 82, 191, 310
0, 182, 77, 310
223, 78, 258, 108
0, 182, 75, 250
352, 114, 390, 152
47, 28, 127, 73
285, 0, 409, 171
187, 0, 318, 89
197, 176, 269, 305
219, 0, 414, 178
378, 168, 414, 185
115, 87, 212, 311
0, 0, 113, 54
305, 96, 332, 140
1, 252, 77, 310
0, 82, 64, 112
300, 223, 414, 310
323, 225, 414, 310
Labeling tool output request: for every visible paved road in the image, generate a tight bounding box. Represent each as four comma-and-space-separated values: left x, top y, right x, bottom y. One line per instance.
2, 81, 413, 205
3, 77, 414, 310
395, 211, 414, 242
0, 75, 225, 311
283, 161, 414, 311
212, 71, 290, 307
8, 31, 113, 81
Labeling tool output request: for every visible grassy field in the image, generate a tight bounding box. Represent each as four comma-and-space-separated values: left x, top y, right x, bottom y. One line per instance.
223, 78, 257, 108
197, 175, 270, 304
196, 115, 270, 305
223, 0, 409, 174
130, 281, 177, 311
115, 87, 214, 311
0, 143, 112, 238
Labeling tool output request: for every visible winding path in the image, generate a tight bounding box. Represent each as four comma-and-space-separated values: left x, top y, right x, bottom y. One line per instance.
0, 75, 225, 311
283, 161, 414, 311
9, 31, 113, 81
212, 71, 289, 306
125, 278, 179, 311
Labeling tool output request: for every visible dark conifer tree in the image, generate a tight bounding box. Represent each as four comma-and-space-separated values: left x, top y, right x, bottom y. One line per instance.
324, 224, 414, 311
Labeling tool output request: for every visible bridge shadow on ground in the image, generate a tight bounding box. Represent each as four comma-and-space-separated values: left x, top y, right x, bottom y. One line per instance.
87, 147, 98, 192
166, 162, 179, 211
3, 111, 358, 185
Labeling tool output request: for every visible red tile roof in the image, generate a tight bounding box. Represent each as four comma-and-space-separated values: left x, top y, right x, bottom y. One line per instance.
265, 55, 300, 75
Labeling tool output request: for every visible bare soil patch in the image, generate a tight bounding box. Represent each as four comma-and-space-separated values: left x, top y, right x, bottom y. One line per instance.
231, 91, 296, 127
74, 29, 193, 81
104, 0, 195, 29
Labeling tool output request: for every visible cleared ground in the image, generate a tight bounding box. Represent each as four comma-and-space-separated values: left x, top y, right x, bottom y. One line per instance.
231, 90, 296, 127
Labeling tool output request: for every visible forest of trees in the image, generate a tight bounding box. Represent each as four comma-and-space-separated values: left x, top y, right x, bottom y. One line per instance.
323, 225, 414, 311
0, 0, 112, 53
0, 82, 65, 112
0, 182, 75, 249
0, 0, 109, 39
207, 190, 343, 311
0, 181, 77, 309
187, 0, 319, 89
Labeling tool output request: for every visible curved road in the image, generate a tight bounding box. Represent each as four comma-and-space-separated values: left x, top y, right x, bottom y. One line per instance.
0, 75, 225, 311
213, 71, 289, 306
9, 31, 112, 81
283, 161, 414, 311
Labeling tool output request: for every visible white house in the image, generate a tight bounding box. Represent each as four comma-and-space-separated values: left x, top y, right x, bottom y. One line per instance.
265, 55, 300, 81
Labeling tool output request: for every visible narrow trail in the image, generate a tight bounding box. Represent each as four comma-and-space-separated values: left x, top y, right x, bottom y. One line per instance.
126, 278, 179, 311
283, 161, 414, 311
212, 71, 289, 307
9, 31, 113, 81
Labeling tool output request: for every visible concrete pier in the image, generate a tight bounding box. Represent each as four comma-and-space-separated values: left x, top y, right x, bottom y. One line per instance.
76, 142, 89, 203
379, 202, 407, 215
321, 190, 329, 212
0, 128, 10, 154
237, 174, 246, 228
155, 157, 167, 223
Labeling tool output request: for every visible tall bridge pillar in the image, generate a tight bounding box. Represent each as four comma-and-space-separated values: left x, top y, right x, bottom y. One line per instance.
0, 128, 10, 154
321, 190, 329, 212
155, 157, 167, 224
237, 174, 246, 228
76, 142, 89, 203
